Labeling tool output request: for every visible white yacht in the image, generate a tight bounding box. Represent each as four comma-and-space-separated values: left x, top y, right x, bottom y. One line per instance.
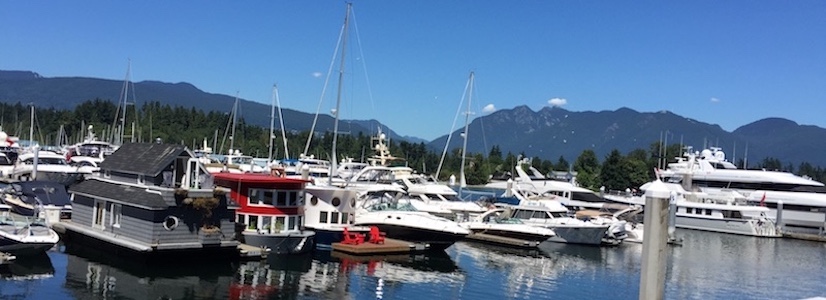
657, 147, 824, 232
352, 185, 470, 251
223, 150, 267, 173
391, 166, 486, 221
500, 200, 621, 246
11, 150, 91, 186
604, 180, 780, 237
459, 208, 557, 245
65, 125, 118, 175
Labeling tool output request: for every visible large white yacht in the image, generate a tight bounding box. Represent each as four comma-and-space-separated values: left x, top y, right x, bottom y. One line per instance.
603, 180, 780, 237
657, 147, 826, 231
391, 166, 486, 221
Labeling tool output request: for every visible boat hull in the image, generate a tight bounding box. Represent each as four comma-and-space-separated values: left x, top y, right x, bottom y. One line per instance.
352, 223, 466, 251
545, 226, 609, 245
242, 231, 315, 255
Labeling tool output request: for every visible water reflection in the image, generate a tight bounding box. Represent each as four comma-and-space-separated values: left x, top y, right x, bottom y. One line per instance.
231, 250, 466, 299
63, 243, 236, 299
0, 252, 55, 280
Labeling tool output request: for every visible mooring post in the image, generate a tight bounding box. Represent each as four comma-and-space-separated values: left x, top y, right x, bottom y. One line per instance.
667, 191, 677, 242
639, 179, 670, 300
776, 200, 784, 234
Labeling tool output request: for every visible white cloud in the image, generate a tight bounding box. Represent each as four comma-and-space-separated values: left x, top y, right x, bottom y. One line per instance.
312, 72, 322, 78
482, 104, 496, 113
548, 97, 567, 107
710, 97, 720, 103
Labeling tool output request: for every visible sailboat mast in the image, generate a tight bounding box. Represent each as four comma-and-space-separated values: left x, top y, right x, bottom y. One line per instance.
29, 104, 34, 147
274, 84, 290, 159
229, 92, 239, 153
459, 72, 474, 188
268, 84, 277, 163
330, 3, 351, 185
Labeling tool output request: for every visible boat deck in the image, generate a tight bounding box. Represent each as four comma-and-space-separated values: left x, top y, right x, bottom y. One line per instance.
332, 238, 429, 255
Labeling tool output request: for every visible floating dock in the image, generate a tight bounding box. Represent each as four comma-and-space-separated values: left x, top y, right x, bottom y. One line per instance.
332, 238, 429, 255
238, 243, 269, 260
464, 233, 541, 248
782, 232, 826, 243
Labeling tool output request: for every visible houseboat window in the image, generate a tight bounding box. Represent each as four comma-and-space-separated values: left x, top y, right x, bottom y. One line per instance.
248, 215, 258, 230
297, 216, 304, 230
319, 211, 328, 224
276, 191, 287, 206
341, 213, 349, 224
350, 198, 356, 208
93, 200, 105, 229
705, 209, 712, 216
262, 216, 272, 233
288, 216, 297, 231
332, 197, 341, 207
290, 192, 300, 206
163, 216, 179, 231
263, 191, 274, 205
110, 203, 122, 228
275, 217, 286, 232
310, 196, 318, 206
331, 212, 340, 224
236, 214, 243, 223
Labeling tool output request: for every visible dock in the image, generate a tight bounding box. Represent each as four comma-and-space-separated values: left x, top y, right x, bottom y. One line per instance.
332, 238, 429, 255
238, 243, 269, 260
464, 233, 541, 248
782, 232, 826, 243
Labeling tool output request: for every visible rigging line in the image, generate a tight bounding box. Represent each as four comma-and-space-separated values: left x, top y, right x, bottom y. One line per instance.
351, 8, 378, 119
274, 85, 289, 160
304, 16, 346, 156
470, 74, 489, 156
436, 76, 471, 180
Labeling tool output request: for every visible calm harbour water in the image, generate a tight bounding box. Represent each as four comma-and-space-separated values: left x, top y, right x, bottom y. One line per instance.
2, 229, 825, 300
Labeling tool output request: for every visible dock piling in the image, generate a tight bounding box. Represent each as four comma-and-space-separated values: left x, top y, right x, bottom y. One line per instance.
639, 180, 670, 300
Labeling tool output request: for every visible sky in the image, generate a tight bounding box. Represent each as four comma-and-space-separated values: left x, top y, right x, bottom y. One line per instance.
1, 1, 825, 141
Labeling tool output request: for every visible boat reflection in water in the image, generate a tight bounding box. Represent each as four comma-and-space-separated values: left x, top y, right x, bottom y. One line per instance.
231, 250, 466, 299
0, 252, 55, 280
62, 243, 236, 299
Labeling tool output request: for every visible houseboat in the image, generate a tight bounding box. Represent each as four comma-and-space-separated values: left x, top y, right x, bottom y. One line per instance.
212, 172, 315, 255
303, 184, 371, 249
59, 142, 239, 261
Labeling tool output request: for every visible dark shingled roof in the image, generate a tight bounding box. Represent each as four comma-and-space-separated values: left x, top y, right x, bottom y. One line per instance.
100, 142, 191, 177
70, 179, 169, 210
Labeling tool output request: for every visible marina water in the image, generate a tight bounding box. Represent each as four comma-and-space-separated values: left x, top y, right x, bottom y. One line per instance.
2, 229, 824, 299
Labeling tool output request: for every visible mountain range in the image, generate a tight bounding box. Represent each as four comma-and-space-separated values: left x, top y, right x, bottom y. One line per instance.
2, 70, 825, 167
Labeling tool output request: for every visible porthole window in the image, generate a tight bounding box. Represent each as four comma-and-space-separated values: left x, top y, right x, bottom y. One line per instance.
350, 197, 356, 208
310, 196, 319, 206
332, 197, 341, 207
163, 216, 179, 231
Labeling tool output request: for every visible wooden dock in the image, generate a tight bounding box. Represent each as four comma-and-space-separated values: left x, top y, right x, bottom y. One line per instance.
783, 232, 826, 243
464, 233, 541, 248
332, 238, 429, 255
238, 243, 269, 260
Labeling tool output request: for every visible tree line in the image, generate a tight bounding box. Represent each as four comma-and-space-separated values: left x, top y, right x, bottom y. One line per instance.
3, 99, 826, 191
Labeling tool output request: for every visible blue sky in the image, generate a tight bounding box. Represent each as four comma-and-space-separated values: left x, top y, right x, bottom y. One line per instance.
2, 1, 824, 141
